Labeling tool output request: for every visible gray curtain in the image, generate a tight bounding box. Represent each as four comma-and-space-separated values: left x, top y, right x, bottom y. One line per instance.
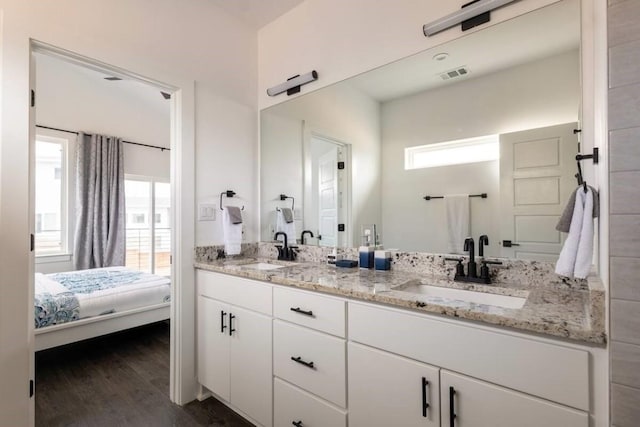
73, 132, 125, 269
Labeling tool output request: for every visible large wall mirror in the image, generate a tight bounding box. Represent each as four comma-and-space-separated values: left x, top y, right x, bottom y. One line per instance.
261, 0, 585, 261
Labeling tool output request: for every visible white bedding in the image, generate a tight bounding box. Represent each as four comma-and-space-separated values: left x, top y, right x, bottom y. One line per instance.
35, 266, 171, 328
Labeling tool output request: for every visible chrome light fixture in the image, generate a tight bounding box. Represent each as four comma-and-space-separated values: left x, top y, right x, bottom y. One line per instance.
423, 0, 519, 37
266, 70, 318, 97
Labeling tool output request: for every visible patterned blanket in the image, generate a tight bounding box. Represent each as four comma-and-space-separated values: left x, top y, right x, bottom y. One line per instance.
35, 269, 144, 329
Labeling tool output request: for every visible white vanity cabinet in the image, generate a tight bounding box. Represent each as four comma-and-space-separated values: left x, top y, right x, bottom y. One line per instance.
348, 342, 440, 427
272, 287, 348, 427
196, 270, 273, 427
348, 302, 590, 427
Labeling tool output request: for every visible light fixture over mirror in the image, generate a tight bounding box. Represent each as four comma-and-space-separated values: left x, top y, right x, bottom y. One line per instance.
260, 0, 583, 262
423, 0, 520, 37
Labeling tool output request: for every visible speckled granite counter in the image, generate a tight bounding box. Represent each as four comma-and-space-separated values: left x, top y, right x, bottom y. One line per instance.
194, 256, 606, 345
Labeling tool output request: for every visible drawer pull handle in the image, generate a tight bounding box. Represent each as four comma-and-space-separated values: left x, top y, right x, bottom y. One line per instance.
291, 356, 315, 369
292, 421, 304, 427
422, 377, 430, 418
220, 310, 227, 333
229, 313, 236, 336
449, 386, 457, 427
290, 307, 314, 317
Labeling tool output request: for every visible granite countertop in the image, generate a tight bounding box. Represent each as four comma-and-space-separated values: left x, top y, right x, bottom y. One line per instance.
194, 257, 606, 345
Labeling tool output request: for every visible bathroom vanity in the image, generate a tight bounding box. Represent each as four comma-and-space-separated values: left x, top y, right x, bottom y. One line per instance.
194, 251, 606, 427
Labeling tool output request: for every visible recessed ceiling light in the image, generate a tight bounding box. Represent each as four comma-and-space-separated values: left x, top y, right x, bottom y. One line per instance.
432, 52, 449, 61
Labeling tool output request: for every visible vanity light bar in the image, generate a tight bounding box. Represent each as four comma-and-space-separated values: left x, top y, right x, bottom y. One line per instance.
266, 70, 318, 97
423, 0, 518, 37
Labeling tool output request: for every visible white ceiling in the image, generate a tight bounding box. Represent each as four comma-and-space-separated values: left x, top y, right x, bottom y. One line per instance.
209, 0, 305, 29
349, 0, 580, 102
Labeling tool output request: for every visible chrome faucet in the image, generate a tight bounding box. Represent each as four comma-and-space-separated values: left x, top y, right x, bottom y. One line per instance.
274, 232, 297, 261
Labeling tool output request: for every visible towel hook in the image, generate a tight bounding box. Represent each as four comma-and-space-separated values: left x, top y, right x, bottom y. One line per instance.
219, 190, 245, 211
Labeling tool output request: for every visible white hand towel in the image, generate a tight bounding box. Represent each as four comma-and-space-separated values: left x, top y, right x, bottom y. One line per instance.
276, 209, 296, 244
555, 187, 594, 279
445, 195, 470, 254
223, 207, 243, 255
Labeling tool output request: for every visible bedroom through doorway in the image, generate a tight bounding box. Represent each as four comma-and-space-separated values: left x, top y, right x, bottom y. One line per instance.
31, 46, 176, 423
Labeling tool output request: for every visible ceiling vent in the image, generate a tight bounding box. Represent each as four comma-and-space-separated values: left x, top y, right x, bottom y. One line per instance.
439, 66, 470, 81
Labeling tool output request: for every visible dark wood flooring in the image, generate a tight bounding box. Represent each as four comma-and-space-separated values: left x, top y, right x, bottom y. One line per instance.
35, 321, 253, 427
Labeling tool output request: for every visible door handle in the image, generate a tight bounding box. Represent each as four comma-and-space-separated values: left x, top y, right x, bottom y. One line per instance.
220, 310, 227, 334
291, 356, 315, 369
421, 377, 430, 418
229, 313, 236, 336
502, 240, 520, 247
292, 421, 304, 427
449, 386, 457, 427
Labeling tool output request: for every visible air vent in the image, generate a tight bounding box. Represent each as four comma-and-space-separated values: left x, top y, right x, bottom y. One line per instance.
104, 76, 122, 81
439, 66, 470, 81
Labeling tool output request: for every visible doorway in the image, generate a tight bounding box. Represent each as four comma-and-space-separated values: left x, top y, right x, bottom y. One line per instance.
29, 41, 186, 421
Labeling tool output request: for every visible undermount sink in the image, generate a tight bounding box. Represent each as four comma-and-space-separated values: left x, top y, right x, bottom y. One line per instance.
241, 262, 287, 271
396, 283, 527, 309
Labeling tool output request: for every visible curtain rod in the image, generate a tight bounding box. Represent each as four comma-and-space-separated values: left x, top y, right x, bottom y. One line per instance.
35, 124, 170, 152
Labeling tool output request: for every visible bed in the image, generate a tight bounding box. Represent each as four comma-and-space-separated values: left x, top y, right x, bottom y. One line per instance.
34, 266, 171, 351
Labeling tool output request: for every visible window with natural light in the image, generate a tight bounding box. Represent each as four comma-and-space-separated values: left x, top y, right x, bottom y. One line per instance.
125, 177, 171, 276
35, 137, 67, 255
404, 135, 499, 170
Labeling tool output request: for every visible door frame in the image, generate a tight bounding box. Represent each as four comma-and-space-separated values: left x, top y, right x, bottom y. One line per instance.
303, 128, 352, 248
29, 40, 196, 408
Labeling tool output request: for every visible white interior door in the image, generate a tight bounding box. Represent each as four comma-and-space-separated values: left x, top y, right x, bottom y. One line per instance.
500, 122, 578, 260
318, 146, 338, 247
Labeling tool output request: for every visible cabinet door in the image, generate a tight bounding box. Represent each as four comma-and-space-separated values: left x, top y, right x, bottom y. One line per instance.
229, 306, 273, 427
440, 370, 588, 427
197, 296, 230, 401
348, 342, 440, 427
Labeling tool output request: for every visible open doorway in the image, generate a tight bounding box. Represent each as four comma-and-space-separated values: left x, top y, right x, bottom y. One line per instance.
31, 46, 176, 424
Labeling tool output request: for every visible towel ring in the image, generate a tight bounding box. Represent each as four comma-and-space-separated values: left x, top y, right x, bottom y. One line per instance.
277, 194, 295, 211
220, 190, 245, 211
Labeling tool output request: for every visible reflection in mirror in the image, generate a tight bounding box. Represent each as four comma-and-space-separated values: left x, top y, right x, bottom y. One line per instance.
260, 0, 584, 261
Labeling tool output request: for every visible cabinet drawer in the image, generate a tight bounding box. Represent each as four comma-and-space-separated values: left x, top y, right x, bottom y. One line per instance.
273, 286, 346, 337
349, 302, 589, 411
197, 269, 272, 315
274, 320, 346, 407
274, 378, 346, 427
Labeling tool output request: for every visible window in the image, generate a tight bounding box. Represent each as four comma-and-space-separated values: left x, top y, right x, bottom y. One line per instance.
125, 177, 171, 276
405, 135, 499, 170
35, 137, 68, 256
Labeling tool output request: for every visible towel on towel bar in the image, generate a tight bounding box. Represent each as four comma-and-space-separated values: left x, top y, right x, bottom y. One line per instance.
445, 195, 470, 254
223, 207, 243, 255
556, 185, 599, 233
226, 206, 243, 224
280, 207, 294, 224
276, 209, 296, 244
555, 186, 594, 279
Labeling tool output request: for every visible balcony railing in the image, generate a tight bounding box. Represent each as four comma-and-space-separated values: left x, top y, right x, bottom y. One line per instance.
126, 227, 171, 276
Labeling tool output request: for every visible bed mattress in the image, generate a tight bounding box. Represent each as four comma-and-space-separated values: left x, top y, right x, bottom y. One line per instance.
35, 266, 171, 329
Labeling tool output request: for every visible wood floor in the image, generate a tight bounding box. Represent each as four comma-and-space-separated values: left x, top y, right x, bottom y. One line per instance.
35, 321, 253, 427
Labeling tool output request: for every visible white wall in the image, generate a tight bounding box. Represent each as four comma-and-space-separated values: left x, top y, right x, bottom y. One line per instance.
0, 0, 257, 423
260, 83, 381, 246
381, 50, 580, 253
257, 0, 558, 110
